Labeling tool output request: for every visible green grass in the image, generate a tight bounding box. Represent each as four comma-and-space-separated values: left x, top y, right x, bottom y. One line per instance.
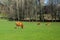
0, 19, 60, 40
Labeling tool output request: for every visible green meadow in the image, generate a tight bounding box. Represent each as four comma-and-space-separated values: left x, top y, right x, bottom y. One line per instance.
0, 19, 60, 40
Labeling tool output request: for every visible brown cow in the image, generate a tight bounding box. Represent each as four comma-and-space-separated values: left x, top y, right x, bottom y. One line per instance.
46, 22, 51, 26
15, 21, 23, 29
37, 22, 40, 25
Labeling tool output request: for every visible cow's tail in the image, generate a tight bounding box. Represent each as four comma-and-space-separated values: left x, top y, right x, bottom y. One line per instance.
21, 25, 23, 29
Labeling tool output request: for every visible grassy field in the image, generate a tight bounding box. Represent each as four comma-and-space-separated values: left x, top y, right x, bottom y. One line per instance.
0, 19, 60, 40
